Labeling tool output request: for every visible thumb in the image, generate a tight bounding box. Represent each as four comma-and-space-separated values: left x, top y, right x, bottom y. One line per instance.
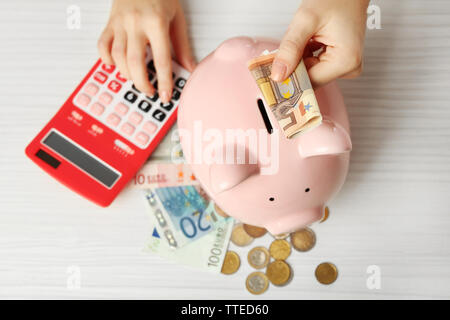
271, 10, 318, 82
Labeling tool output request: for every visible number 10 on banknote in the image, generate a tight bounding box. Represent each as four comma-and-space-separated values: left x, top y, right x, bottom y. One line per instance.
143, 186, 214, 249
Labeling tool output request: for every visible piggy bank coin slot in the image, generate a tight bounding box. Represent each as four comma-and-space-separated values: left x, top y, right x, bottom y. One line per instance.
257, 99, 273, 134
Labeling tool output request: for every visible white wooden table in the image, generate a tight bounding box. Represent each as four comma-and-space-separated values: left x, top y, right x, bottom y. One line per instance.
0, 0, 449, 299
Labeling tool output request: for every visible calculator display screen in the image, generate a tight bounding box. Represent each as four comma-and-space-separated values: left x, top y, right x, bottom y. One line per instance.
42, 131, 120, 188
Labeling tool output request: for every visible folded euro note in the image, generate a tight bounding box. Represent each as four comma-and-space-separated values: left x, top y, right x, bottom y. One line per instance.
248, 52, 322, 138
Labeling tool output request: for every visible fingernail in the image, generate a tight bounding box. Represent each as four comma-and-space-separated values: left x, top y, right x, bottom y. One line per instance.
271, 60, 287, 82
161, 90, 170, 103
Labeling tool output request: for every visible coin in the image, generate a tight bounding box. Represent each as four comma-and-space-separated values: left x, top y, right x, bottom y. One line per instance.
290, 227, 316, 252
243, 224, 267, 238
230, 224, 254, 247
320, 206, 330, 223
246, 272, 269, 295
315, 262, 338, 285
272, 232, 290, 240
214, 203, 229, 218
248, 246, 270, 269
269, 239, 291, 260
266, 260, 291, 286
221, 251, 240, 275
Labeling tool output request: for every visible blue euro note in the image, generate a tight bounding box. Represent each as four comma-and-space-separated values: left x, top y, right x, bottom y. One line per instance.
154, 186, 213, 243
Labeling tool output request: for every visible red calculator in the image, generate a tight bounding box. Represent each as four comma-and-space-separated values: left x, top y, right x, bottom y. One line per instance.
25, 54, 189, 207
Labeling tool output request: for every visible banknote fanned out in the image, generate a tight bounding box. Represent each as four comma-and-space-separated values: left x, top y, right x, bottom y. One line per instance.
143, 186, 234, 273
133, 163, 199, 188
143, 186, 214, 249
247, 53, 322, 138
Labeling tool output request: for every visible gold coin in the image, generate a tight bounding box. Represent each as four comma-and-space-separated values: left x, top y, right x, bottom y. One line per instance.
243, 224, 267, 238
230, 224, 254, 247
291, 227, 316, 252
320, 206, 330, 223
247, 246, 270, 269
246, 272, 269, 295
266, 260, 291, 286
221, 251, 240, 275
214, 203, 229, 218
271, 232, 290, 240
315, 262, 338, 285
269, 239, 291, 260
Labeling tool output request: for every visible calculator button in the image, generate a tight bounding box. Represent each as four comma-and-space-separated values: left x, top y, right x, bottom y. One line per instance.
129, 111, 143, 125
106, 113, 121, 127
90, 103, 105, 116
108, 80, 122, 93
94, 71, 108, 84
171, 89, 181, 101
102, 64, 116, 73
138, 100, 152, 112
114, 103, 129, 116
143, 121, 157, 134
114, 139, 133, 153
120, 122, 135, 136
124, 91, 138, 103
75, 93, 91, 107
160, 101, 174, 111
71, 110, 83, 120
147, 60, 156, 73
175, 78, 186, 89
147, 92, 159, 102
99, 92, 113, 105
116, 72, 127, 82
135, 132, 150, 146
152, 109, 166, 122
84, 83, 99, 96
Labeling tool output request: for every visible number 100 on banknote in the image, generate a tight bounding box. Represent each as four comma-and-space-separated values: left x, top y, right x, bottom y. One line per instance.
144, 186, 214, 249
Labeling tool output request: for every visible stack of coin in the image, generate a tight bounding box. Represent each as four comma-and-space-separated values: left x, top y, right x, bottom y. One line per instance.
225, 217, 338, 293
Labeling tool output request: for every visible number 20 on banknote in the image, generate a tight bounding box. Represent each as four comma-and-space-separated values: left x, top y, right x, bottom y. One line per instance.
144, 186, 214, 249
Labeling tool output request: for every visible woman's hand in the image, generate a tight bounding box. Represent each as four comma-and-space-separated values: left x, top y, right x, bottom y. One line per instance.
271, 0, 369, 87
97, 0, 196, 102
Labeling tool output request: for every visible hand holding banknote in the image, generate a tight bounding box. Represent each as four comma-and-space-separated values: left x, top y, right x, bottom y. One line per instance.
271, 0, 369, 87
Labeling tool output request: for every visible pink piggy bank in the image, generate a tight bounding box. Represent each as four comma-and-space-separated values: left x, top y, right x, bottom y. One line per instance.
178, 37, 351, 234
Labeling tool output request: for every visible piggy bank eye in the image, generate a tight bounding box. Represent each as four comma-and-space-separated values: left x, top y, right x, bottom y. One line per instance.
269, 197, 274, 201
305, 188, 310, 193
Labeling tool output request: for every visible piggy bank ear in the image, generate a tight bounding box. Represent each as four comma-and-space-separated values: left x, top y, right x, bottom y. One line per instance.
298, 119, 352, 158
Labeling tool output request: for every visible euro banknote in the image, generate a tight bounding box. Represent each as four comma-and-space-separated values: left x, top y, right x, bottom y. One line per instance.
143, 185, 218, 249
144, 203, 234, 273
133, 163, 199, 188
248, 52, 322, 138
